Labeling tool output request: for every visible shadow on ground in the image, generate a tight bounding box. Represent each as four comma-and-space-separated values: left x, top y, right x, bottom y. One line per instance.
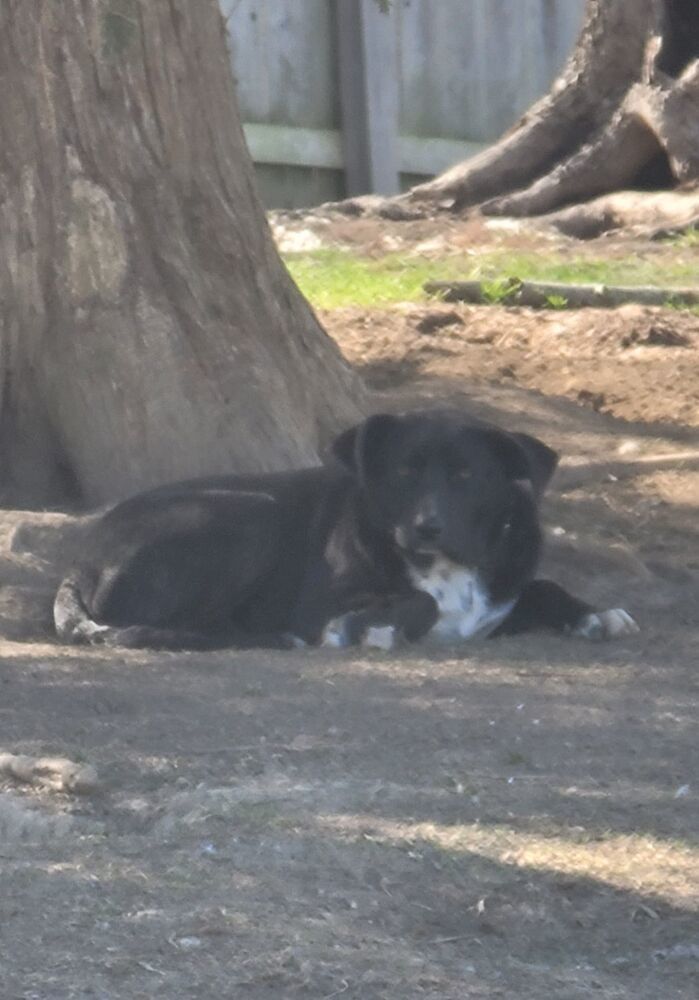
0, 372, 697, 999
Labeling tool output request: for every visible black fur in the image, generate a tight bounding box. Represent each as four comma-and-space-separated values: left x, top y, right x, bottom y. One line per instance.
54, 408, 618, 650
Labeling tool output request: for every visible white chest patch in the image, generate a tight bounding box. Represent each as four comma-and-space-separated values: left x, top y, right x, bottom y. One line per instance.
408, 557, 516, 643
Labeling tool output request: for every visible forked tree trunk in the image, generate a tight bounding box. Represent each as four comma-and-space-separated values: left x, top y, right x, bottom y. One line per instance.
407, 0, 699, 231
0, 0, 364, 509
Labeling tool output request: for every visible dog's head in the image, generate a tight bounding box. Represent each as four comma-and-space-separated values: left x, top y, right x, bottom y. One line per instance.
332, 409, 557, 576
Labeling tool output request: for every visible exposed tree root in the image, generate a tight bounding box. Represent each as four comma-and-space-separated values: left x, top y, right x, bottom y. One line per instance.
535, 187, 699, 239
401, 0, 699, 232
481, 59, 699, 219
409, 0, 656, 210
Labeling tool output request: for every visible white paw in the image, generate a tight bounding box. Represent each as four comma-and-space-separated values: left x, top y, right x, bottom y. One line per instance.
362, 625, 397, 651
77, 620, 111, 640
573, 608, 640, 640
321, 617, 349, 649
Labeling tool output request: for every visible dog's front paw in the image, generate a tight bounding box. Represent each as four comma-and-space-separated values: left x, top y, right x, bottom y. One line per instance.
362, 624, 398, 651
321, 616, 351, 649
573, 608, 640, 641
320, 613, 398, 651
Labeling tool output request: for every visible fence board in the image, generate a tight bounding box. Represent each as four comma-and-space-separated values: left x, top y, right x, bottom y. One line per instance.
244, 123, 487, 176
396, 0, 585, 141
221, 0, 339, 128
222, 0, 587, 208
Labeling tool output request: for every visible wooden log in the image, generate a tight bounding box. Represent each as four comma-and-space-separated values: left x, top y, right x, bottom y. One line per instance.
423, 278, 699, 309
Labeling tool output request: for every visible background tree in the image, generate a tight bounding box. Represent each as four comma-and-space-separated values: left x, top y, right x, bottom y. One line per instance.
405, 0, 699, 236
0, 0, 364, 509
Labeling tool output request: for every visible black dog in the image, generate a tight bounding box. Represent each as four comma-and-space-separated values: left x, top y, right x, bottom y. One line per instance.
54, 408, 638, 651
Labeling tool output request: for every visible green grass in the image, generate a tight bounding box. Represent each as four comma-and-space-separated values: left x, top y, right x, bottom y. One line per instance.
664, 227, 699, 248
284, 249, 454, 308
283, 247, 699, 309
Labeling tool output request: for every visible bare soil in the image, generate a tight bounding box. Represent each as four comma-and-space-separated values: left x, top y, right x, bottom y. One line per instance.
280, 206, 699, 427
1, 221, 698, 999
322, 299, 699, 429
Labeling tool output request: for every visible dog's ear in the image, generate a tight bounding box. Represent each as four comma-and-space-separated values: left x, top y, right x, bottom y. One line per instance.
331, 413, 401, 480
484, 430, 558, 498
511, 432, 559, 497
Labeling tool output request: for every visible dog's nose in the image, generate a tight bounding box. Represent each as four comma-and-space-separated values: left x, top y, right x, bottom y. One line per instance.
414, 514, 442, 542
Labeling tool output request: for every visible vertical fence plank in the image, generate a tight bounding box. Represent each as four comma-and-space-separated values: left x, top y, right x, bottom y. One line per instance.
336, 0, 400, 196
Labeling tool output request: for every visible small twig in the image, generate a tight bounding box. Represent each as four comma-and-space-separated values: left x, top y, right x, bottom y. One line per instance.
137, 961, 166, 976
188, 739, 358, 756
323, 979, 350, 999
427, 933, 473, 945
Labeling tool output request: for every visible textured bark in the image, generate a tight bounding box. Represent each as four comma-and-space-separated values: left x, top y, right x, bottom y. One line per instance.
407, 0, 699, 227
0, 0, 364, 508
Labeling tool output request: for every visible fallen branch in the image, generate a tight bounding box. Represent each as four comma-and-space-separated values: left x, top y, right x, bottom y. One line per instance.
424, 278, 699, 310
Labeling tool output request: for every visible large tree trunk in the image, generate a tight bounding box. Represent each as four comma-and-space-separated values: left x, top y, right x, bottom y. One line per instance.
0, 0, 364, 509
406, 0, 699, 232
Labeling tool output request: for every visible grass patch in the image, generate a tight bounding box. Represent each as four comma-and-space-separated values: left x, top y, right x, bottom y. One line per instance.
284, 247, 699, 309
283, 249, 458, 308
664, 227, 699, 249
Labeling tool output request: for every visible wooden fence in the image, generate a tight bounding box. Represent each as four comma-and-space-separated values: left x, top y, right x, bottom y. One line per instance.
221, 0, 586, 208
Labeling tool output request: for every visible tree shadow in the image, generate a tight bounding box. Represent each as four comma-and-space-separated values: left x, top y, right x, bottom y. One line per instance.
0, 635, 697, 998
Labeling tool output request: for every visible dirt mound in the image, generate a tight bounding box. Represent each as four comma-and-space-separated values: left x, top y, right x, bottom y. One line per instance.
323, 301, 699, 428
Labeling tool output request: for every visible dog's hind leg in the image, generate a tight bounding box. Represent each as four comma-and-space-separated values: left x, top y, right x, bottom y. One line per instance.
493, 580, 639, 640
54, 565, 294, 649
54, 567, 111, 644
82, 622, 295, 651
54, 491, 287, 650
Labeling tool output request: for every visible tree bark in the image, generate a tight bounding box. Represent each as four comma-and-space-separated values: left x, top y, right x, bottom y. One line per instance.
405, 0, 699, 229
0, 0, 364, 509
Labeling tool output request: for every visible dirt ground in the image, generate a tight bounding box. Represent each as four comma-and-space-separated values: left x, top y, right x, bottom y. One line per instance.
322, 300, 699, 430
1, 218, 698, 999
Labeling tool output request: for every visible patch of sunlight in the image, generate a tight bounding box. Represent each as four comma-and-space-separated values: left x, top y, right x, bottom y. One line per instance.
317, 813, 699, 908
